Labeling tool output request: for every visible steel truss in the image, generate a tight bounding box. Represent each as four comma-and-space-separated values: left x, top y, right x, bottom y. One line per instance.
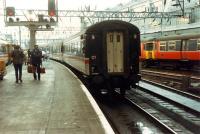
4, 9, 183, 21
58, 10, 181, 19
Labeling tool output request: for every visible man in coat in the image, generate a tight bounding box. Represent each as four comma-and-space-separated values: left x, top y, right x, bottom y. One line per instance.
30, 45, 42, 80
11, 45, 25, 83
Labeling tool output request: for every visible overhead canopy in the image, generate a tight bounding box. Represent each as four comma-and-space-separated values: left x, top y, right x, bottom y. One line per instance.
0, 39, 8, 45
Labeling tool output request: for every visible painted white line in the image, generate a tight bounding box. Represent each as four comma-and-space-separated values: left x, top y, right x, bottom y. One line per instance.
80, 84, 115, 134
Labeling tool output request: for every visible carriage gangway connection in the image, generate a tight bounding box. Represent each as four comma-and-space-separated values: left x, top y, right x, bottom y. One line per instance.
0, 60, 114, 134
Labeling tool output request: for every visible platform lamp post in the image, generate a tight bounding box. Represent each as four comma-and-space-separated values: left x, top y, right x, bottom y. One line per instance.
16, 18, 22, 47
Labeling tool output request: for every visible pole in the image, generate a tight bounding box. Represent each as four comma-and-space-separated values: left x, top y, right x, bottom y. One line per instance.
183, 0, 184, 17
29, 27, 36, 50
19, 26, 21, 47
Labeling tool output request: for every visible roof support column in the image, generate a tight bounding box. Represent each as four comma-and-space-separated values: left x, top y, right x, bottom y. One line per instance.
28, 25, 38, 49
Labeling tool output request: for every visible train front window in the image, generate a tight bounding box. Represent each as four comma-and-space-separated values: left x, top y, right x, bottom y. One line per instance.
144, 43, 154, 51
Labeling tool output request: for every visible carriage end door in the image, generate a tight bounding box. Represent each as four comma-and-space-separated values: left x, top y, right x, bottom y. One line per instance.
106, 32, 124, 73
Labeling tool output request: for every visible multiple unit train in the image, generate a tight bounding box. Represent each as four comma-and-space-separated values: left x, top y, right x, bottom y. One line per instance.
0, 40, 13, 79
140, 35, 200, 69
49, 20, 141, 95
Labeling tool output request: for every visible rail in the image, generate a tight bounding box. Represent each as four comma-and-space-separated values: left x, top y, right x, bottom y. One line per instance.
141, 70, 200, 91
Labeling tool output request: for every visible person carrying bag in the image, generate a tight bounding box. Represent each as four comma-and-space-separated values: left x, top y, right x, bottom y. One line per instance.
30, 45, 43, 80
11, 45, 25, 83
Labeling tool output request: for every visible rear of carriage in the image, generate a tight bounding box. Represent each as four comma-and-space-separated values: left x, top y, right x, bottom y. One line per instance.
84, 20, 141, 93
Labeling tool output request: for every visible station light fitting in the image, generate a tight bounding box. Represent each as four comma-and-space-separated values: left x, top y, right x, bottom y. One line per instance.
16, 18, 20, 22
8, 18, 14, 22
50, 18, 55, 22
46, 24, 51, 29
6, 7, 15, 16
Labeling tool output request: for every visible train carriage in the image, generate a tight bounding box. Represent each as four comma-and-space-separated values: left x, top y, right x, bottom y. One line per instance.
50, 20, 141, 95
0, 40, 13, 80
140, 35, 200, 69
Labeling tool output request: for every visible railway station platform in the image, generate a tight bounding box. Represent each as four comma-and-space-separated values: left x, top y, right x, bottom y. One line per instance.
0, 60, 114, 134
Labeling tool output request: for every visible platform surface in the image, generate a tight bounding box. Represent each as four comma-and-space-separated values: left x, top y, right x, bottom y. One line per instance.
0, 61, 114, 134
139, 81, 200, 113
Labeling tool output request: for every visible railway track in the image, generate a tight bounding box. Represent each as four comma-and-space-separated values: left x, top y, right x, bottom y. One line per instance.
97, 82, 200, 134
55, 60, 200, 133
141, 69, 200, 95
130, 82, 200, 132
94, 93, 173, 134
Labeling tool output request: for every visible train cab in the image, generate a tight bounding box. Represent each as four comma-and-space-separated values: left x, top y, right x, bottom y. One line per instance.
140, 41, 157, 67
0, 43, 13, 80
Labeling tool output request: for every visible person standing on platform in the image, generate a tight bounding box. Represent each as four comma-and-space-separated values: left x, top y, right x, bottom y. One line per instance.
11, 45, 25, 83
30, 45, 42, 80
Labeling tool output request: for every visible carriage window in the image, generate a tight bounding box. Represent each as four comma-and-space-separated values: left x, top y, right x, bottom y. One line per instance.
175, 40, 181, 51
160, 42, 166, 51
61, 45, 64, 53
0, 46, 3, 53
197, 40, 200, 50
70, 43, 73, 53
74, 42, 78, 54
144, 43, 154, 51
168, 41, 176, 51
80, 40, 84, 53
188, 40, 197, 51
0, 46, 5, 53
117, 35, 120, 42
182, 41, 187, 51
110, 35, 113, 42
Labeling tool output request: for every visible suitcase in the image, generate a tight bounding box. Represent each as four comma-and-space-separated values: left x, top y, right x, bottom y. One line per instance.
27, 65, 36, 73
40, 67, 45, 73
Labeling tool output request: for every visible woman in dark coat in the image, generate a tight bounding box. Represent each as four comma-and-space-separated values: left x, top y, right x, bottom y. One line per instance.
11, 45, 25, 83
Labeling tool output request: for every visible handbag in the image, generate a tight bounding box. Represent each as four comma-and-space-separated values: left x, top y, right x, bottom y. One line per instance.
27, 64, 36, 73
40, 67, 46, 73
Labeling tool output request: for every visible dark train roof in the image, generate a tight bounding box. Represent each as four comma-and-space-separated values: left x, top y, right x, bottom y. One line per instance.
86, 20, 140, 33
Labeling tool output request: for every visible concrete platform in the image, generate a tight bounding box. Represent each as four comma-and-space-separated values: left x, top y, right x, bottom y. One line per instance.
0, 61, 114, 134
139, 81, 200, 113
